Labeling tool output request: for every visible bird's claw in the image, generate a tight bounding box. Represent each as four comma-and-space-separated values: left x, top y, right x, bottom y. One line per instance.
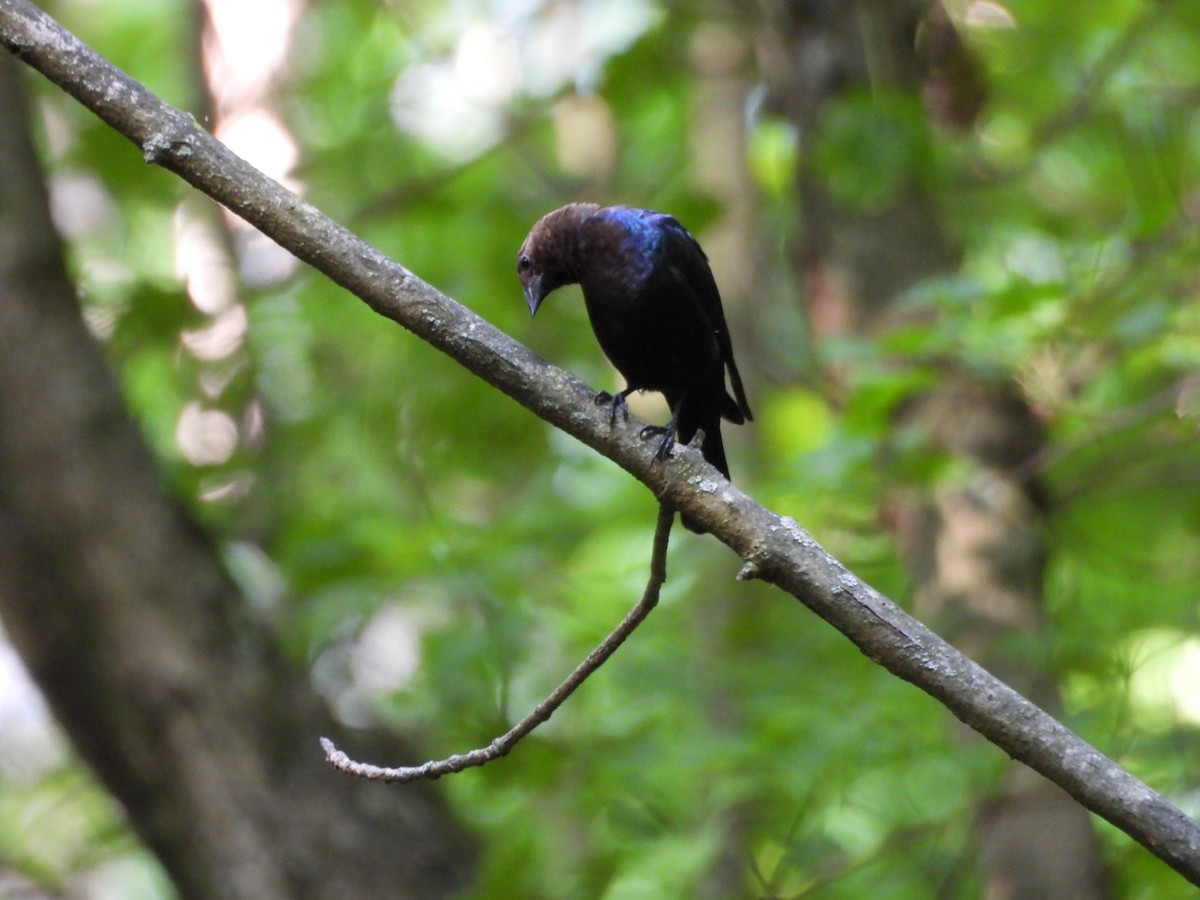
639, 423, 677, 462
595, 390, 629, 427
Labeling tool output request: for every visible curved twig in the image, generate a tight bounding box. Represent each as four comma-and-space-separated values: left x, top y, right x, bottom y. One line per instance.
321, 504, 674, 782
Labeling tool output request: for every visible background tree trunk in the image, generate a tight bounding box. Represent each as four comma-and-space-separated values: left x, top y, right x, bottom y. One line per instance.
0, 55, 475, 900
758, 2, 1110, 895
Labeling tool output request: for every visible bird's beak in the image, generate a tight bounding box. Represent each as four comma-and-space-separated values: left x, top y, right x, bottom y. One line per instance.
524, 277, 545, 317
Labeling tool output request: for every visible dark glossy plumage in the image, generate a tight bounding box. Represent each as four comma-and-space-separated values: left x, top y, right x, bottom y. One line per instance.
518, 204, 752, 526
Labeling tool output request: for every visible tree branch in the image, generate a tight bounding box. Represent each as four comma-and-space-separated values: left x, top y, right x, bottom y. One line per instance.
2, 0, 1198, 885
322, 503, 675, 782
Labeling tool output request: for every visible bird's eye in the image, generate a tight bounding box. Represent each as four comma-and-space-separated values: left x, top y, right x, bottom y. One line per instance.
517, 254, 532, 273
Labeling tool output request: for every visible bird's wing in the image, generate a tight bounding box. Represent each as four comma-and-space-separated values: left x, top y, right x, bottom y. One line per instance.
657, 215, 753, 422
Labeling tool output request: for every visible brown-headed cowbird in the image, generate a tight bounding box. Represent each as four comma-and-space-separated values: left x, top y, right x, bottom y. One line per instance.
518, 203, 752, 531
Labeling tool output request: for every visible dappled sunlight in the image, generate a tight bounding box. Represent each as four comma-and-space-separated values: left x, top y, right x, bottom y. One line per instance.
0, 634, 62, 780
1125, 630, 1200, 729
215, 109, 300, 193
389, 0, 658, 160
181, 303, 247, 361
202, 0, 301, 108
350, 604, 426, 697
165, 0, 306, 480
965, 1, 1017, 29
174, 209, 237, 314
174, 401, 239, 466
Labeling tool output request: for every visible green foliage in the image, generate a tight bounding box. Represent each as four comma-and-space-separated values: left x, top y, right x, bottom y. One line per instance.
812, 89, 934, 211
0, 760, 170, 897
8, 0, 1200, 896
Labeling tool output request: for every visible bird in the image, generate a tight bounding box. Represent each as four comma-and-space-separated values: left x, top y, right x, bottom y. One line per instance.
517, 203, 752, 532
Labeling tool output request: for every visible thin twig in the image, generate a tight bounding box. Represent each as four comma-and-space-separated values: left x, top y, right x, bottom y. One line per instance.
321, 504, 676, 782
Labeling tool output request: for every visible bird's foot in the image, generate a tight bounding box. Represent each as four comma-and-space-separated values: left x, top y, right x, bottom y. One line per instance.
595, 390, 629, 427
639, 421, 677, 462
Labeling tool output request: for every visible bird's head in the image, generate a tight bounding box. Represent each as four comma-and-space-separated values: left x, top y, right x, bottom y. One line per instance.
517, 203, 599, 317
516, 240, 553, 317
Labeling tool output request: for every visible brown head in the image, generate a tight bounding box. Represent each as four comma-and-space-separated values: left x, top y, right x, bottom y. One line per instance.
517, 203, 600, 316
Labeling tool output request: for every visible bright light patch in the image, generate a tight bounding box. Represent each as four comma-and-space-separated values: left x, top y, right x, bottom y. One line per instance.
391, 61, 508, 162
1172, 642, 1200, 724
1126, 629, 1200, 727
48, 171, 117, 239
1004, 233, 1065, 285
204, 0, 301, 105
518, 0, 660, 96
455, 21, 520, 105
175, 402, 239, 466
216, 109, 299, 188
0, 637, 62, 779
175, 209, 238, 314
965, 1, 1017, 29
351, 605, 424, 696
391, 0, 660, 160
182, 304, 248, 361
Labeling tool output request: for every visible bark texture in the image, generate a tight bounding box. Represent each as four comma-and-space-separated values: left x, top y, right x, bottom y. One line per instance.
0, 53, 475, 900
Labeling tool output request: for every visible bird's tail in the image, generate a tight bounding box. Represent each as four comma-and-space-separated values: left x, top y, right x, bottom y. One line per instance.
698, 423, 729, 480
721, 391, 746, 425
676, 418, 727, 534
675, 414, 728, 478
